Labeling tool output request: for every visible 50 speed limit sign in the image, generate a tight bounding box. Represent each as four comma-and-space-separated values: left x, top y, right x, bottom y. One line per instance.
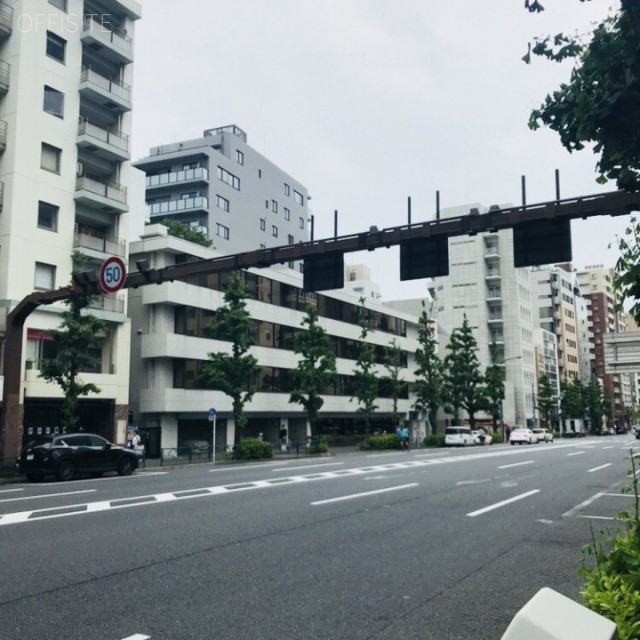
99, 256, 127, 293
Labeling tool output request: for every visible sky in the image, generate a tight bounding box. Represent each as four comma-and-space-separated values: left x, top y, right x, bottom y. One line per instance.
131, 0, 626, 301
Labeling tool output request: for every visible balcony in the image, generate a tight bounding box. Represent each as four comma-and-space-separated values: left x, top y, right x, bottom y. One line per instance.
485, 269, 501, 281
486, 290, 502, 302
487, 314, 503, 324
88, 293, 126, 315
0, 180, 4, 212
0, 1, 12, 41
77, 118, 130, 161
74, 225, 127, 257
81, 15, 133, 64
75, 173, 128, 213
484, 241, 500, 259
0, 59, 9, 94
146, 167, 209, 189
148, 196, 209, 218
79, 67, 131, 112
0, 118, 7, 152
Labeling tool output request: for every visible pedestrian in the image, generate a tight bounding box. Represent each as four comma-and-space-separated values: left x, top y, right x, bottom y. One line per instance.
400, 426, 410, 451
130, 428, 144, 457
506, 426, 511, 442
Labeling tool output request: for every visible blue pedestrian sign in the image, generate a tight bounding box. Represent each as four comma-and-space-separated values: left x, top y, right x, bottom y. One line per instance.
208, 408, 217, 421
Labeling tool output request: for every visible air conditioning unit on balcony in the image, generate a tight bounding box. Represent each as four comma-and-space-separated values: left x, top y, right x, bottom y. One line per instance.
77, 163, 84, 176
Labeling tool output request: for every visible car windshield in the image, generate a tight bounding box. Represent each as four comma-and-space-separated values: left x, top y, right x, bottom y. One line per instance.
26, 437, 53, 447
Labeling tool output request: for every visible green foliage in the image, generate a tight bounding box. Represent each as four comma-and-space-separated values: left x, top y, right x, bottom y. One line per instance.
526, 4, 640, 191
443, 316, 486, 429
360, 434, 402, 450
537, 374, 558, 428
412, 302, 444, 433
579, 452, 640, 639
232, 438, 273, 460
161, 218, 213, 247
197, 272, 260, 440
39, 251, 107, 432
484, 343, 505, 431
584, 378, 609, 433
289, 304, 337, 435
382, 338, 407, 428
561, 377, 586, 420
613, 216, 640, 326
423, 434, 445, 448
308, 436, 329, 454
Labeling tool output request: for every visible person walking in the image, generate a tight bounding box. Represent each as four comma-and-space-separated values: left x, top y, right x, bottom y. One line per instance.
399, 426, 410, 451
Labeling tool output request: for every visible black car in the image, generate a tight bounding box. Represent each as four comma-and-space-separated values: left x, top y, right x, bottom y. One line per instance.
17, 433, 139, 482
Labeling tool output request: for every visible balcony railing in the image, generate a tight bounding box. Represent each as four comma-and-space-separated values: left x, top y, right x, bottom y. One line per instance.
0, 180, 4, 212
76, 173, 128, 204
83, 15, 132, 60
0, 59, 9, 92
0, 1, 12, 37
88, 293, 125, 314
74, 225, 127, 257
146, 167, 209, 188
0, 118, 7, 151
148, 196, 208, 216
78, 118, 129, 153
80, 67, 131, 104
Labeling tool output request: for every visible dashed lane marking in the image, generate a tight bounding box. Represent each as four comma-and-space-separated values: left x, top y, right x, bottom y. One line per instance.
588, 463, 612, 473
466, 490, 540, 517
0, 489, 95, 503
498, 460, 534, 469
311, 483, 418, 506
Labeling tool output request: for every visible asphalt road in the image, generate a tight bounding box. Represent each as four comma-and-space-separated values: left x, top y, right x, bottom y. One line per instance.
0, 435, 638, 640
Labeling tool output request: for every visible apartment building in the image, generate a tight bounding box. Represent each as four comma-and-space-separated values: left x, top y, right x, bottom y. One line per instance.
134, 125, 310, 265
533, 328, 561, 427
431, 205, 537, 429
128, 225, 420, 455
0, 0, 141, 451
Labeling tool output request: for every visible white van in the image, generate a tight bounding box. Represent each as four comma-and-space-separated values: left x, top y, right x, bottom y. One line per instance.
444, 426, 475, 447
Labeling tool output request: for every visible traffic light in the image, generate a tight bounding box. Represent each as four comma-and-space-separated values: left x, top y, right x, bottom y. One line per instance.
303, 253, 345, 291
513, 218, 572, 268
400, 236, 450, 280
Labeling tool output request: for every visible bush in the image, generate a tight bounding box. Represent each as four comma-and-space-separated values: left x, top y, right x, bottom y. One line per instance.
308, 436, 329, 454
232, 439, 274, 460
423, 434, 445, 448
491, 433, 503, 444
360, 434, 402, 450
579, 451, 640, 639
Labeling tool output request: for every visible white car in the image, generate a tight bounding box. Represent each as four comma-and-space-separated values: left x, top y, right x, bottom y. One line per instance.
471, 429, 492, 445
532, 428, 554, 443
509, 428, 538, 445
444, 426, 475, 447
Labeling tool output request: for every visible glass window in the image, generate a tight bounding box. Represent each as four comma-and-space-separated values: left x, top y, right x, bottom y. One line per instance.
38, 201, 58, 231
43, 86, 64, 117
271, 200, 278, 213
48, 0, 67, 10
216, 223, 230, 239
288, 234, 294, 245
216, 195, 229, 212
299, 217, 304, 229
272, 225, 278, 238
217, 166, 240, 190
294, 190, 304, 205
284, 183, 290, 196
284, 207, 290, 221
34, 262, 56, 290
41, 143, 61, 174
46, 31, 66, 63
260, 218, 266, 231
236, 149, 244, 165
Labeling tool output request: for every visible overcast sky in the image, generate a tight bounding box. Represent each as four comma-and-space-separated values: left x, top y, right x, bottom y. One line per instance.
131, 0, 625, 300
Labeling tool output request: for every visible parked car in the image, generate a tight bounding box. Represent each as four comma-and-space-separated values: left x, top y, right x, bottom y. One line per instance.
531, 428, 554, 443
444, 426, 475, 447
509, 428, 538, 445
472, 429, 492, 445
16, 433, 139, 482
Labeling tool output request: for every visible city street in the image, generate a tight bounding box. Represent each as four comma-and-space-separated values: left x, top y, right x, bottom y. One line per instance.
0, 435, 638, 640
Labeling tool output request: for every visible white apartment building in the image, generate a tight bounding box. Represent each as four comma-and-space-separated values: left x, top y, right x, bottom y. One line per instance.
128, 225, 420, 456
431, 205, 537, 429
134, 125, 310, 267
533, 328, 561, 427
0, 0, 141, 453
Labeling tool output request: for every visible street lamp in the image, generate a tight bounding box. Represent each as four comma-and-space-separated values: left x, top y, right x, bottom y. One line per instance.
500, 355, 523, 442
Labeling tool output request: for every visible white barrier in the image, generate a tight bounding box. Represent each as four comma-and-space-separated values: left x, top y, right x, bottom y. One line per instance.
500, 588, 617, 640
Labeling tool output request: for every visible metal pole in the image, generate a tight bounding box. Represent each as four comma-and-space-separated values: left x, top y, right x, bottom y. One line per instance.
407, 196, 412, 226
212, 416, 216, 465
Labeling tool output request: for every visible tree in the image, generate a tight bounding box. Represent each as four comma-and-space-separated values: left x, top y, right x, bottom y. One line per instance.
161, 218, 213, 247
350, 297, 379, 433
197, 272, 260, 441
536, 374, 557, 429
560, 377, 585, 421
484, 363, 504, 434
381, 338, 407, 429
39, 252, 107, 432
289, 303, 337, 436
584, 378, 608, 434
443, 316, 486, 430
412, 303, 443, 433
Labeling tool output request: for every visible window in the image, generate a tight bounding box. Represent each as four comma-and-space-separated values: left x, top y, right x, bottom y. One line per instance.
48, 0, 67, 9
265, 200, 269, 209
284, 183, 290, 196
34, 262, 56, 290
284, 207, 290, 221
299, 217, 304, 229
43, 86, 64, 118
38, 201, 58, 231
41, 143, 61, 174
294, 190, 304, 205
216, 223, 230, 240
260, 218, 266, 231
236, 149, 244, 165
46, 31, 66, 63
258, 169, 262, 178
217, 166, 240, 190
288, 234, 294, 245
216, 195, 230, 212
271, 200, 278, 213
272, 225, 278, 238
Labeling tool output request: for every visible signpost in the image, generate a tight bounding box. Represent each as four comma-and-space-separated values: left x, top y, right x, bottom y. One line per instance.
208, 408, 217, 464
99, 256, 126, 294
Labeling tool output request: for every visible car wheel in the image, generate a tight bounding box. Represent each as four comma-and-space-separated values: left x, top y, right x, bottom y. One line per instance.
25, 473, 44, 483
510, 442, 515, 445
117, 456, 135, 476
56, 460, 76, 482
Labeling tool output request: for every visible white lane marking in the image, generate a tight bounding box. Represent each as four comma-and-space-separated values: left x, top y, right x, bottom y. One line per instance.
311, 483, 418, 506
577, 515, 615, 521
588, 463, 612, 473
0, 489, 96, 503
122, 634, 151, 640
0, 488, 23, 494
563, 492, 604, 518
567, 452, 585, 456
366, 452, 405, 458
602, 446, 615, 450
466, 490, 540, 517
498, 460, 534, 469
271, 462, 344, 473
602, 493, 636, 498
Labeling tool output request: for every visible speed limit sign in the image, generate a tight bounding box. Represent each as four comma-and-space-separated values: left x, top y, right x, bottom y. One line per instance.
99, 256, 127, 293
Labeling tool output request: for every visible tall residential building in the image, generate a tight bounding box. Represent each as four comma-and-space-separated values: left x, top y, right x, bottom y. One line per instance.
134, 125, 310, 266
431, 205, 537, 428
127, 225, 420, 454
0, 0, 141, 452
533, 328, 560, 427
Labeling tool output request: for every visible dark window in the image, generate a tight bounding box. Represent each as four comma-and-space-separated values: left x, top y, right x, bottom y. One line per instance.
41, 143, 61, 174
38, 201, 58, 231
46, 31, 66, 63
48, 0, 68, 10
43, 86, 64, 117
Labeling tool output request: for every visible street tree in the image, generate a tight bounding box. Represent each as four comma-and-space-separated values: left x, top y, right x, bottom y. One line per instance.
289, 303, 337, 436
350, 297, 379, 433
584, 378, 608, 434
443, 316, 486, 430
39, 252, 107, 432
381, 338, 407, 429
484, 363, 504, 434
198, 272, 260, 441
560, 377, 585, 425
412, 303, 443, 434
537, 374, 557, 429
